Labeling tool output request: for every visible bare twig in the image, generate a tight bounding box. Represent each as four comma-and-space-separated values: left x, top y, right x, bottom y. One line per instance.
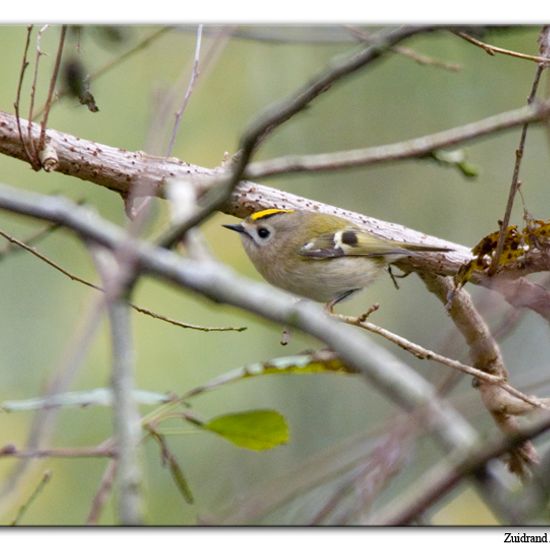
10, 470, 52, 526
490, 28, 550, 274
348, 25, 462, 72
147, 26, 232, 156
86, 460, 117, 525
0, 444, 114, 459
27, 25, 49, 165
0, 228, 245, 332
14, 25, 37, 169
37, 25, 66, 156
244, 101, 550, 179
166, 24, 203, 156
455, 31, 550, 64
335, 313, 546, 412
0, 222, 60, 257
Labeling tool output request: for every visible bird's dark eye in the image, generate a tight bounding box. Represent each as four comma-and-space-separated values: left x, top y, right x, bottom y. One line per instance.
257, 227, 270, 239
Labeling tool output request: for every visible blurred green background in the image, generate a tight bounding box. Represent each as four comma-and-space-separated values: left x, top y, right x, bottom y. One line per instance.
0, 24, 549, 525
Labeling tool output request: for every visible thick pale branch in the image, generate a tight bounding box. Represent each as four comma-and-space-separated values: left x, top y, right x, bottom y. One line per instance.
0, 109, 470, 260
0, 110, 209, 196
93, 247, 143, 525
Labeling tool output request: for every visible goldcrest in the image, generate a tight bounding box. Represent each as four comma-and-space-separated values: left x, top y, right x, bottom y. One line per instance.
223, 208, 451, 309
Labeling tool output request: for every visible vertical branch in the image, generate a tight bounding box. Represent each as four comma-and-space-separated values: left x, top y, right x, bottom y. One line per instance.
10, 470, 52, 525
490, 26, 550, 274
108, 293, 142, 525
92, 245, 143, 525
14, 25, 37, 169
92, 247, 143, 525
27, 25, 49, 164
145, 26, 231, 157
37, 25, 66, 155
86, 460, 117, 525
166, 24, 203, 157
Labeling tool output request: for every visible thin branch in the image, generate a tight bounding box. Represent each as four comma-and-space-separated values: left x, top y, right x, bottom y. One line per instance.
147, 26, 232, 157
347, 25, 462, 72
0, 228, 245, 332
86, 460, 117, 525
27, 25, 49, 166
157, 25, 438, 248
13, 25, 37, 169
244, 101, 550, 179
10, 470, 52, 526
0, 221, 60, 257
334, 313, 546, 412
455, 31, 550, 64
0, 444, 114, 459
37, 25, 66, 155
490, 28, 550, 274
166, 24, 203, 157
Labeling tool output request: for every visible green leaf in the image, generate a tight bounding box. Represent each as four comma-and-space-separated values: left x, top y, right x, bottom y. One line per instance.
202, 410, 289, 451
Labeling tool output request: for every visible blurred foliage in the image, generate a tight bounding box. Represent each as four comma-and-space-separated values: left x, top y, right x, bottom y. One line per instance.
0, 24, 549, 525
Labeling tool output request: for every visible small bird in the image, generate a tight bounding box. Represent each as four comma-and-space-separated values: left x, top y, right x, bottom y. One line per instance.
223, 208, 451, 310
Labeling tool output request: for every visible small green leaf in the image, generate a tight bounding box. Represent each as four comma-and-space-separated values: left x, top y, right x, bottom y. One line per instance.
203, 410, 289, 451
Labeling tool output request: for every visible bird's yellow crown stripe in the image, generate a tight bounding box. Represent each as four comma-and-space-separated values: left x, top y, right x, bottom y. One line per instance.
250, 208, 295, 221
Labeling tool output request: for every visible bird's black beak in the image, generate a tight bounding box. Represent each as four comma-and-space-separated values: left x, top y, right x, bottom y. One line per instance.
222, 223, 246, 234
